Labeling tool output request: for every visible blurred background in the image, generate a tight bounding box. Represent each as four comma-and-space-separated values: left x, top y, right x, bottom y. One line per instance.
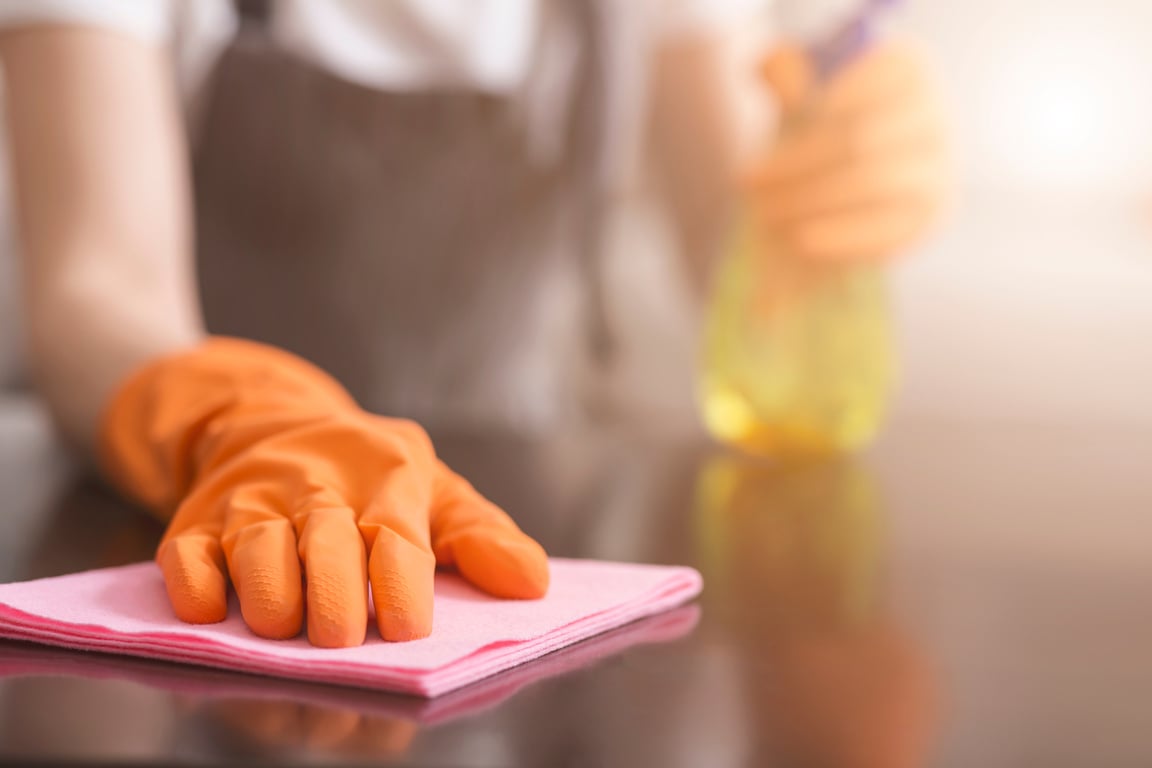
894, 0, 1152, 432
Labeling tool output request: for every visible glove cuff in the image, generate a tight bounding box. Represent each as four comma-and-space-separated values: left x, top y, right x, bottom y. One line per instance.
98, 337, 358, 516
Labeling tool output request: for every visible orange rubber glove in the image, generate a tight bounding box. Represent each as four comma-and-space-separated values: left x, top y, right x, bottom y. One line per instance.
99, 338, 549, 647
750, 41, 948, 263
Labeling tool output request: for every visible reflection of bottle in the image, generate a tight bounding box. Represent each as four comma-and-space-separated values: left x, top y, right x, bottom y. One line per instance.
693, 454, 883, 625
692, 453, 939, 766
700, 1, 899, 459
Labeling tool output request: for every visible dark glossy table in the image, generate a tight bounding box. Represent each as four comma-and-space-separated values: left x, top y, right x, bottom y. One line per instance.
1, 395, 1150, 767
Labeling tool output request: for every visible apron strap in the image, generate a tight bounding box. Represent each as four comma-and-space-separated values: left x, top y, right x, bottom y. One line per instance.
234, 0, 271, 27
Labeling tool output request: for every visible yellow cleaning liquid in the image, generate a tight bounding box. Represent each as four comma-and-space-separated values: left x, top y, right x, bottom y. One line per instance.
700, 210, 894, 457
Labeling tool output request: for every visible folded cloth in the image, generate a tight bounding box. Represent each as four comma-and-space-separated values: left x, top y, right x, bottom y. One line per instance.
0, 559, 701, 698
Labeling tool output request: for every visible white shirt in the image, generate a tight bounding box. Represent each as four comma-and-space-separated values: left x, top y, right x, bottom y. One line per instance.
0, 0, 769, 97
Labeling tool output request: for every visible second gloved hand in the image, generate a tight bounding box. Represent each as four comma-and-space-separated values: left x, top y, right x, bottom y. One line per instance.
100, 338, 549, 647
750, 41, 948, 263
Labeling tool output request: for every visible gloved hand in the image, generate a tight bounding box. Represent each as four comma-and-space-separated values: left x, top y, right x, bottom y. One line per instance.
749, 41, 948, 263
99, 338, 549, 647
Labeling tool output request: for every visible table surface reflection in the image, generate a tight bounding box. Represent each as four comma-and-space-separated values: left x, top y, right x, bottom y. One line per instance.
0, 397, 1149, 767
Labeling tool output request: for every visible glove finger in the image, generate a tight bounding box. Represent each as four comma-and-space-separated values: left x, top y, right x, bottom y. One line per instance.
760, 147, 945, 224
352, 718, 419, 755
222, 483, 304, 640
209, 699, 301, 745
359, 441, 437, 641
784, 198, 939, 263
301, 707, 362, 749
295, 503, 368, 648
365, 526, 435, 642
431, 464, 549, 600
156, 528, 228, 625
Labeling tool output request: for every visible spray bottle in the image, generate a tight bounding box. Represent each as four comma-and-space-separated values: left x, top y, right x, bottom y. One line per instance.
700, 0, 900, 458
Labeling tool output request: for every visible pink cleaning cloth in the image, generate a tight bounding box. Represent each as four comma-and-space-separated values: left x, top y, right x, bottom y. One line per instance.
0, 559, 701, 698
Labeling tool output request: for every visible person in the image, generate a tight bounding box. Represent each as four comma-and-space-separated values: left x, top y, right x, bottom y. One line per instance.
0, 0, 945, 647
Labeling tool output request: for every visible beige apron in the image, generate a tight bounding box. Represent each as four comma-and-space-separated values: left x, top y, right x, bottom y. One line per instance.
193, 2, 610, 434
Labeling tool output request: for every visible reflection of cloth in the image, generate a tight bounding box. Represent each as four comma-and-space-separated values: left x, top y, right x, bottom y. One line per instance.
0, 559, 702, 698
0, 606, 699, 727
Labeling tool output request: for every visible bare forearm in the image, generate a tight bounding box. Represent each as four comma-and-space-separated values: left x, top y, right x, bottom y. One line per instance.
1, 27, 203, 451
25, 251, 203, 452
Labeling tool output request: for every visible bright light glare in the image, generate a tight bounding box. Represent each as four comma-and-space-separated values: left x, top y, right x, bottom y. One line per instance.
974, 13, 1152, 192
